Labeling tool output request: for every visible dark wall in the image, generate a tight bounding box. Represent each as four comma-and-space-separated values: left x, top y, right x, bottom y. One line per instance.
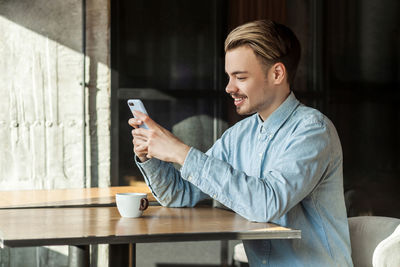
322, 0, 400, 217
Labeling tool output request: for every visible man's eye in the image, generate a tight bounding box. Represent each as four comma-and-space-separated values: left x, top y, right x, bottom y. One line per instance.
237, 77, 246, 80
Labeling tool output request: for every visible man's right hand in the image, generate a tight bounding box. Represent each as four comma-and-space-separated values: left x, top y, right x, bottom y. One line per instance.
128, 111, 190, 165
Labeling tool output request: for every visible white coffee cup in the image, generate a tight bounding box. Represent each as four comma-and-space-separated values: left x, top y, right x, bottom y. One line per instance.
116, 193, 149, 218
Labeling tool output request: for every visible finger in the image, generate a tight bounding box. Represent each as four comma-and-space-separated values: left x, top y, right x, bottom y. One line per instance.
128, 118, 144, 129
133, 137, 147, 147
133, 142, 147, 153
132, 135, 147, 143
133, 145, 145, 154
132, 111, 159, 129
135, 151, 148, 160
132, 128, 149, 139
134, 146, 147, 155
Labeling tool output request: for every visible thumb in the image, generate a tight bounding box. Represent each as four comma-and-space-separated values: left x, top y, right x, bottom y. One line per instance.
133, 110, 157, 129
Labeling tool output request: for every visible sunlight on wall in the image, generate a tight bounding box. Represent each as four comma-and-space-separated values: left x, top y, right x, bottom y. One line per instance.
0, 16, 87, 189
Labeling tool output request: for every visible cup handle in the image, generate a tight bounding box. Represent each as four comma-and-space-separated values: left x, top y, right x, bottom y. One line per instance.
139, 198, 149, 211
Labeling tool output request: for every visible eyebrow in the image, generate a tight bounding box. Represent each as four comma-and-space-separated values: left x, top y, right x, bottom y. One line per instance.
226, 71, 249, 76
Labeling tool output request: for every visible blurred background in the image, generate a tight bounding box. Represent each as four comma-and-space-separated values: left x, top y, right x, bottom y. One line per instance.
0, 0, 399, 266
114, 0, 400, 219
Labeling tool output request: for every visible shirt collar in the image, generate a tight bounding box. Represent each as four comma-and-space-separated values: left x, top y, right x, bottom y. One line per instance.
256, 92, 300, 137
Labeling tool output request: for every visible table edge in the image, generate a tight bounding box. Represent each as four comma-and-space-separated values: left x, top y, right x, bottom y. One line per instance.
1, 229, 301, 248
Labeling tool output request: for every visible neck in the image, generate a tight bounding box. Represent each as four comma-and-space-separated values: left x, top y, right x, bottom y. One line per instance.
258, 89, 290, 121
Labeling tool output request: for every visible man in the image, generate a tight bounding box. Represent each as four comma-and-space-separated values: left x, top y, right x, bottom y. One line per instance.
129, 20, 353, 266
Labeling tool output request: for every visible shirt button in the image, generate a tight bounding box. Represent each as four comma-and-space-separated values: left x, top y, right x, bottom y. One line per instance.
259, 153, 263, 157
262, 260, 267, 264
188, 175, 193, 181
212, 194, 217, 199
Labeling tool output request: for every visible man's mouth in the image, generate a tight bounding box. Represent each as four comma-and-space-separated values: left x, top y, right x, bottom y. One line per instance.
232, 96, 246, 106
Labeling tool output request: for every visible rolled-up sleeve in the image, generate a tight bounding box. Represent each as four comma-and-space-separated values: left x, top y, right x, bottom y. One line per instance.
135, 156, 209, 207
180, 120, 334, 222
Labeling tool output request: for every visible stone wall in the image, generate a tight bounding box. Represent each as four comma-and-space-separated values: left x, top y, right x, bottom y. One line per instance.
0, 0, 110, 266
0, 0, 110, 189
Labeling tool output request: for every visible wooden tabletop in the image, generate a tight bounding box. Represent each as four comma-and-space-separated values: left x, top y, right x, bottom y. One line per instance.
0, 183, 155, 209
0, 206, 301, 248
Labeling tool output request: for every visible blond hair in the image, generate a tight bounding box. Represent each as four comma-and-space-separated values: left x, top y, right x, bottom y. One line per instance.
225, 20, 301, 86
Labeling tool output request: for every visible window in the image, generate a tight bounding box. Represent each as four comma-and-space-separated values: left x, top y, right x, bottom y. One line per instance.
111, 0, 228, 185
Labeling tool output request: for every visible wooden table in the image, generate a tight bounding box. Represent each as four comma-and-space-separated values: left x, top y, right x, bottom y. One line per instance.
0, 184, 155, 209
0, 206, 301, 266
0, 185, 154, 266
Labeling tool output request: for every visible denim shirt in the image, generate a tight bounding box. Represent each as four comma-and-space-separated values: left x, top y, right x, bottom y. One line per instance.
136, 92, 353, 267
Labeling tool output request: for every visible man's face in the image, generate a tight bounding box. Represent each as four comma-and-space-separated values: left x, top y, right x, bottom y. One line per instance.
225, 46, 278, 120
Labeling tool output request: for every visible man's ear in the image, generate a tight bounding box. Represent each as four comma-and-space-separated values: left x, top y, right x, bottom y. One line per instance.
271, 62, 286, 85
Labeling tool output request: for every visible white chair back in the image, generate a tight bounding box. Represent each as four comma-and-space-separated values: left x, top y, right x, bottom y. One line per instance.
349, 216, 400, 267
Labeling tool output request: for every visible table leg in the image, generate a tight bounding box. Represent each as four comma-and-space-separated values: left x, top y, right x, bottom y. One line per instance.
109, 243, 135, 267
131, 243, 136, 266
68, 245, 90, 267
221, 240, 228, 267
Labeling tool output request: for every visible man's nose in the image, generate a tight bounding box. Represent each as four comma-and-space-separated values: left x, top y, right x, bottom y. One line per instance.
225, 79, 237, 94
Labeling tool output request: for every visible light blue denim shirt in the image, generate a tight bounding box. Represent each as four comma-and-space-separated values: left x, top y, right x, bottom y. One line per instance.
136, 92, 353, 267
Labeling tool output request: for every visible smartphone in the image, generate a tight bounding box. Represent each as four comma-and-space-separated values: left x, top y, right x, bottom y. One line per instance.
127, 99, 149, 129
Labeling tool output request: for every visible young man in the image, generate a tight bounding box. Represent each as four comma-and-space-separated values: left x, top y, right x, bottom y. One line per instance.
129, 20, 353, 266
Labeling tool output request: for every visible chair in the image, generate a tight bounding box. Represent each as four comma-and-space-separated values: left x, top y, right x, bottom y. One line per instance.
232, 216, 400, 267
233, 242, 248, 267
349, 216, 400, 267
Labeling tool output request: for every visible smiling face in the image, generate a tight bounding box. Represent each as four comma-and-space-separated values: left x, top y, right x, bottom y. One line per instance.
225, 45, 289, 121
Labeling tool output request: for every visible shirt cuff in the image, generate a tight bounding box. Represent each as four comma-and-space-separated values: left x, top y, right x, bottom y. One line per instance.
135, 156, 160, 173
134, 156, 162, 187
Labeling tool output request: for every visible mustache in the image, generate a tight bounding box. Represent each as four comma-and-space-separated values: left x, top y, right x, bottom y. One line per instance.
230, 93, 247, 98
